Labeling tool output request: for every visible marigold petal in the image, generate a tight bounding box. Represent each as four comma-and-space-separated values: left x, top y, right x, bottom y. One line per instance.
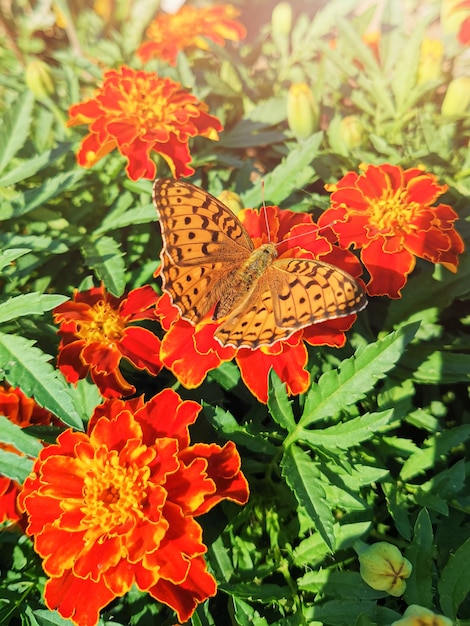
362, 238, 415, 298
118, 327, 162, 375
90, 367, 136, 398
0, 477, 21, 523
119, 285, 159, 320
57, 340, 90, 383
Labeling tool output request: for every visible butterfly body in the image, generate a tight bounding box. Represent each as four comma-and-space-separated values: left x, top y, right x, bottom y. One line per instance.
153, 178, 367, 350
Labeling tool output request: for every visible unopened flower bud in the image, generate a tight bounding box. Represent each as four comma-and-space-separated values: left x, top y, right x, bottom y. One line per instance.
272, 2, 292, 37
441, 76, 470, 115
287, 83, 318, 140
218, 190, 244, 215
391, 604, 453, 626
339, 115, 366, 149
25, 59, 55, 99
358, 542, 412, 597
417, 38, 444, 83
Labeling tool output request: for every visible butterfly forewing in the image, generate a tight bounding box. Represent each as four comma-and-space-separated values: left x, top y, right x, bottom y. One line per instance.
153, 178, 367, 349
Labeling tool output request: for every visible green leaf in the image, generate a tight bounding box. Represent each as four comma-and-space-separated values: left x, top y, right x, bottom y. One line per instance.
1, 170, 86, 219
298, 410, 395, 450
0, 143, 73, 187
0, 448, 34, 482
0, 91, 34, 175
0, 332, 83, 429
0, 249, 31, 273
281, 445, 335, 551
404, 509, 434, 607
81, 235, 126, 297
0, 416, 42, 457
30, 608, 76, 626
241, 132, 323, 207
93, 202, 156, 235
301, 324, 419, 427
267, 369, 296, 432
400, 425, 470, 481
230, 598, 270, 626
0, 293, 68, 324
438, 536, 470, 620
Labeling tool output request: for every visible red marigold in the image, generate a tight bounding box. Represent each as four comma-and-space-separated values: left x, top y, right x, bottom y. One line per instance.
53, 284, 162, 398
67, 66, 223, 180
18, 390, 249, 626
156, 205, 365, 403
0, 384, 57, 524
137, 4, 246, 66
320, 163, 465, 298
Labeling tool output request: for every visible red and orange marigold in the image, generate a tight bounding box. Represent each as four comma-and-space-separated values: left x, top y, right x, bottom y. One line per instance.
19, 389, 249, 625
137, 4, 246, 66
320, 163, 464, 298
0, 384, 57, 525
67, 66, 223, 180
53, 284, 162, 398
156, 205, 365, 403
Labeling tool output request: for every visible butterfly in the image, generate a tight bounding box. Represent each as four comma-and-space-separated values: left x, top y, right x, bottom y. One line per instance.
152, 178, 367, 350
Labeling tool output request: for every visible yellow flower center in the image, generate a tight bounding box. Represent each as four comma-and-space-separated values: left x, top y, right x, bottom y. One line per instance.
82, 448, 152, 538
121, 79, 182, 129
77, 300, 125, 346
368, 189, 417, 233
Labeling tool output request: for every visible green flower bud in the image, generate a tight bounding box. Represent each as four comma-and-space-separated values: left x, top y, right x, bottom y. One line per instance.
441, 76, 470, 116
218, 190, 244, 215
287, 83, 318, 141
358, 542, 412, 597
391, 604, 453, 626
417, 38, 444, 83
339, 115, 366, 149
25, 59, 55, 99
272, 2, 292, 37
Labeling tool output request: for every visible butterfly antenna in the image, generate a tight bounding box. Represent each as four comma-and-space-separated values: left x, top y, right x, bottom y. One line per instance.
277, 219, 339, 247
260, 180, 272, 243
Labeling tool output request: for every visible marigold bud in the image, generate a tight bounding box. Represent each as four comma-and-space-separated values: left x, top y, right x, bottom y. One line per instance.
218, 190, 244, 215
358, 542, 412, 597
287, 83, 318, 141
391, 604, 453, 626
339, 115, 366, 149
271, 2, 293, 37
417, 38, 444, 83
25, 59, 55, 99
441, 76, 470, 115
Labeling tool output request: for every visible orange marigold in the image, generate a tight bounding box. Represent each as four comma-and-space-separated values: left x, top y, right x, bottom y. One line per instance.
0, 384, 57, 525
137, 4, 246, 66
18, 390, 249, 625
53, 284, 162, 398
67, 66, 223, 180
320, 163, 465, 298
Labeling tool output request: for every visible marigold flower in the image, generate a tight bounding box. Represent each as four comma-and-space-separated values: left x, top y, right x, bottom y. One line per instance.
53, 284, 162, 398
321, 163, 465, 298
18, 390, 249, 625
358, 541, 412, 596
0, 384, 57, 525
391, 604, 453, 626
137, 4, 246, 66
441, 0, 470, 44
156, 206, 365, 403
67, 66, 223, 180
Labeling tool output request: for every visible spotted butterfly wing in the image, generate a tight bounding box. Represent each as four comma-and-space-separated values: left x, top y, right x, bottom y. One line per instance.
153, 178, 367, 349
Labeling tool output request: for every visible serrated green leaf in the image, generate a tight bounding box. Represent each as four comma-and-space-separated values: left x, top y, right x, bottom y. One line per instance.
400, 425, 470, 481
281, 445, 335, 551
231, 597, 269, 626
381, 479, 412, 540
94, 202, 156, 235
0, 143, 73, 187
0, 332, 83, 429
30, 608, 76, 626
81, 235, 126, 296
0, 293, 68, 324
301, 323, 419, 427
404, 509, 434, 607
0, 448, 34, 482
267, 369, 295, 432
438, 536, 470, 620
241, 132, 323, 207
0, 91, 34, 175
1, 170, 86, 219
310, 599, 401, 625
298, 409, 395, 450
0, 249, 31, 273
0, 416, 42, 456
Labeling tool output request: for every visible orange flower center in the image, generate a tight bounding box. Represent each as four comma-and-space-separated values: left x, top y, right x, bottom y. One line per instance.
368, 189, 416, 233
77, 301, 125, 346
82, 448, 152, 534
121, 79, 178, 128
